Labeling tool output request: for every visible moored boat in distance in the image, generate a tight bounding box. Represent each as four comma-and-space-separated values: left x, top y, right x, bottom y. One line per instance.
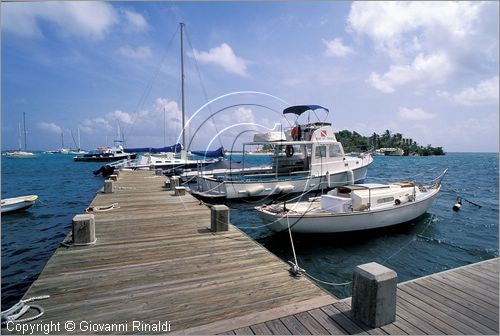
73, 142, 136, 162
1, 195, 38, 214
256, 169, 447, 233
6, 113, 38, 159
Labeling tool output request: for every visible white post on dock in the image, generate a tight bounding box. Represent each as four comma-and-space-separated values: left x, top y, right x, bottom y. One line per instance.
72, 214, 96, 245
352, 262, 397, 327
103, 180, 113, 193
170, 176, 180, 190
211, 205, 229, 232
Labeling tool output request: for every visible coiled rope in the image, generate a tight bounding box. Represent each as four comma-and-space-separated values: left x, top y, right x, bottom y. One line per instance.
1, 295, 50, 324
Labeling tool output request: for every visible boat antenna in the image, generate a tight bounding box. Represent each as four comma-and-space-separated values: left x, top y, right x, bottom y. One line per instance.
23, 112, 27, 151
180, 22, 186, 149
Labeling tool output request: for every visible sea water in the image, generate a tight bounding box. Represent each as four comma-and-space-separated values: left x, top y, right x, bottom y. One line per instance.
1, 153, 498, 309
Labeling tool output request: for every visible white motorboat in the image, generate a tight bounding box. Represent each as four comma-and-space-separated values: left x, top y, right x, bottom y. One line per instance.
5, 151, 38, 159
194, 105, 373, 199
256, 170, 446, 233
1, 195, 38, 213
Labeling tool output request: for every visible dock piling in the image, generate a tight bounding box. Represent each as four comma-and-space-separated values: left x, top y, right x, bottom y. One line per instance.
72, 214, 96, 245
170, 176, 180, 190
175, 186, 186, 196
211, 204, 229, 232
103, 180, 113, 193
352, 262, 397, 327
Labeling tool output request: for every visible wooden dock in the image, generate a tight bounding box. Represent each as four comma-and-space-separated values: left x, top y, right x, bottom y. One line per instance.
5, 169, 498, 335
12, 170, 333, 333
216, 258, 499, 335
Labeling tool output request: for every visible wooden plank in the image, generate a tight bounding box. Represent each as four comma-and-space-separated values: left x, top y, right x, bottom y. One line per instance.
233, 326, 254, 335
333, 301, 387, 335
455, 267, 499, 288
249, 323, 272, 335
306, 308, 348, 335
433, 272, 499, 302
397, 291, 456, 334
18, 170, 330, 334
404, 282, 498, 334
294, 311, 330, 334
264, 319, 291, 335
340, 298, 420, 335
179, 295, 335, 334
321, 304, 368, 335
280, 315, 311, 335
418, 277, 499, 323
399, 286, 490, 334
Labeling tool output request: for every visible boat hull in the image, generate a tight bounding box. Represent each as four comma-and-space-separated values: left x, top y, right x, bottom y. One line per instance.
1, 195, 38, 214
74, 153, 137, 162
258, 188, 440, 233
197, 163, 370, 199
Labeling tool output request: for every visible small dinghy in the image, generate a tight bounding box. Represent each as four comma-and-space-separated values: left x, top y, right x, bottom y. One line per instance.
256, 170, 447, 233
1, 195, 38, 214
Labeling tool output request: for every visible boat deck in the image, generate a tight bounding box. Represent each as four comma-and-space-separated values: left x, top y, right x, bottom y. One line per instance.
212, 258, 499, 335
11, 170, 332, 333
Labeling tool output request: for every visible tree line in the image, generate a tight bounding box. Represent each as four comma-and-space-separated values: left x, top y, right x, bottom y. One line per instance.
335, 129, 445, 156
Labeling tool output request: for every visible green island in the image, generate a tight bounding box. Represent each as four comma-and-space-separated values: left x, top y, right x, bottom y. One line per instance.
335, 130, 445, 156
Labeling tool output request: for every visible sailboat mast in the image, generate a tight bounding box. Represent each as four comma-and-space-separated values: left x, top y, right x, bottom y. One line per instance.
78, 127, 81, 150
180, 22, 186, 149
18, 123, 22, 151
61, 131, 64, 149
23, 112, 27, 151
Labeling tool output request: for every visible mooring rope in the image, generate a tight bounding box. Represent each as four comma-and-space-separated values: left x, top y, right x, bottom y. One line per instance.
285, 215, 352, 286
85, 203, 120, 213
1, 295, 50, 324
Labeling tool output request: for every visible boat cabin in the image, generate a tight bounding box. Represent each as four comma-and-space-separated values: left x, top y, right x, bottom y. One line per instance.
321, 183, 417, 212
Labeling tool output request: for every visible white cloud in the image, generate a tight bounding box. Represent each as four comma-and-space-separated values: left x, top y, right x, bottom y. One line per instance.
2, 2, 118, 39
348, 2, 497, 93
439, 76, 499, 106
398, 107, 436, 121
190, 43, 250, 77
107, 110, 134, 124
233, 107, 255, 123
154, 98, 182, 125
323, 38, 354, 57
80, 117, 112, 135
122, 9, 148, 31
348, 2, 484, 60
117, 46, 152, 59
38, 122, 62, 134
367, 52, 453, 93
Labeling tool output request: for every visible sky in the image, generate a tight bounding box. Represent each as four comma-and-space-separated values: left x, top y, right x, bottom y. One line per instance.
1, 1, 499, 152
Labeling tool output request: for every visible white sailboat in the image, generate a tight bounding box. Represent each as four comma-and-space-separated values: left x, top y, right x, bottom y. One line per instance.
97, 22, 221, 176
6, 113, 37, 159
194, 105, 374, 199
256, 169, 447, 233
68, 127, 88, 155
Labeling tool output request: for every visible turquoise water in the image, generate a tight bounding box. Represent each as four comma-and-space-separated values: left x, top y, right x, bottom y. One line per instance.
1, 153, 498, 309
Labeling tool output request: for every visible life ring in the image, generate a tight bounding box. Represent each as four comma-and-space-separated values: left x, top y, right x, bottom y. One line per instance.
291, 127, 299, 140
285, 145, 294, 157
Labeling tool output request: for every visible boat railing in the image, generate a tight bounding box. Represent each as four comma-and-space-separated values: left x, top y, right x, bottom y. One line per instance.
108, 158, 138, 168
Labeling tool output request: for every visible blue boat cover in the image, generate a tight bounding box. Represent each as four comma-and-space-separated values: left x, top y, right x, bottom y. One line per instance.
191, 146, 225, 158
283, 105, 329, 115
124, 143, 182, 153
